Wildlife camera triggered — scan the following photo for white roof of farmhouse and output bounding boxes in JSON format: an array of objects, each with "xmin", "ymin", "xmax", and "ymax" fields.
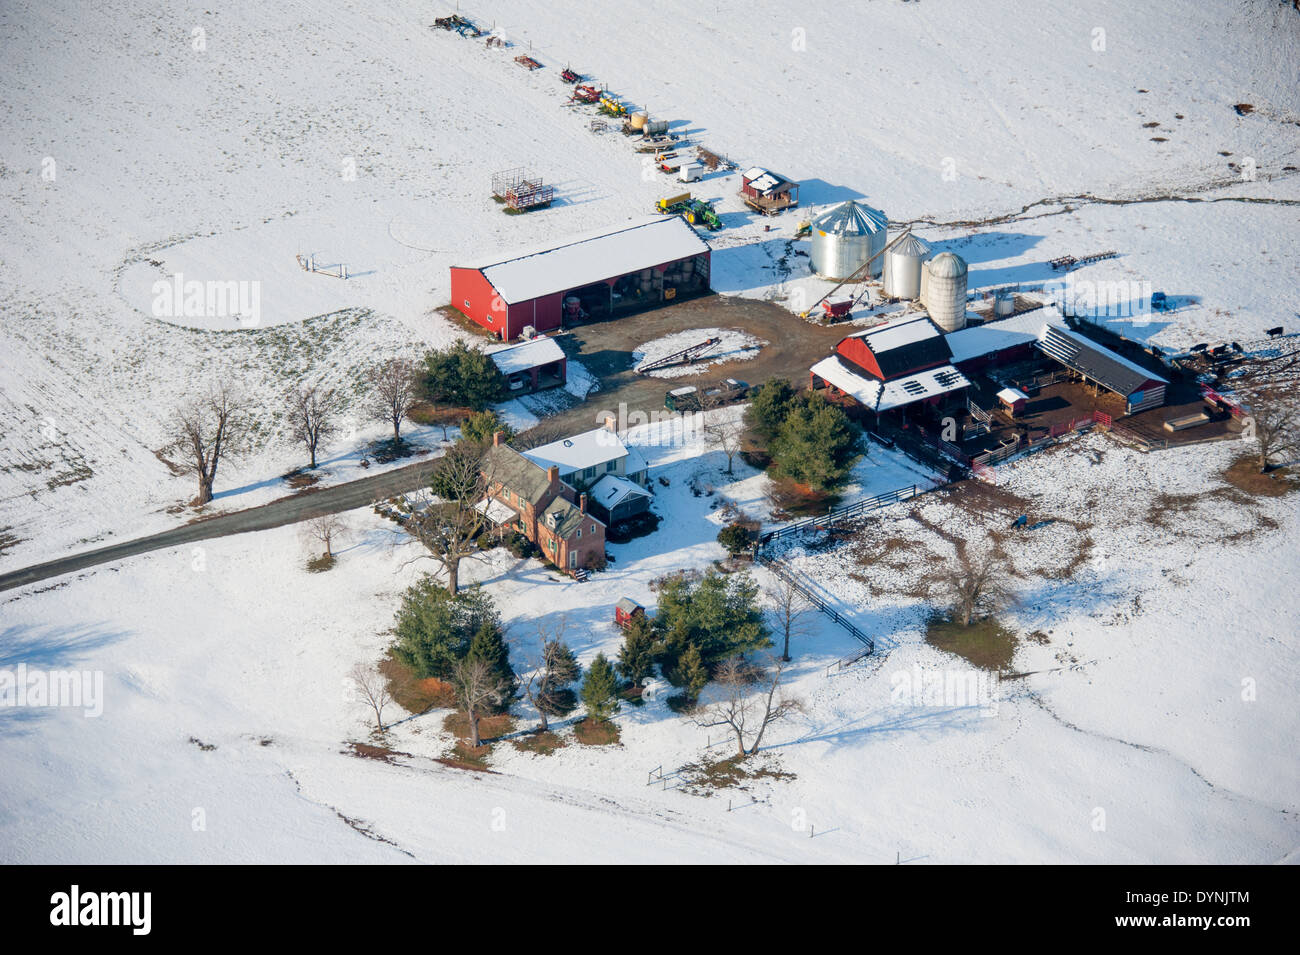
[
  {"xmin": 455, "ymin": 216, "xmax": 709, "ymax": 305},
  {"xmin": 523, "ymin": 426, "xmax": 637, "ymax": 474},
  {"xmin": 812, "ymin": 355, "xmax": 970, "ymax": 412},
  {"xmin": 488, "ymin": 336, "xmax": 565, "ymax": 375}
]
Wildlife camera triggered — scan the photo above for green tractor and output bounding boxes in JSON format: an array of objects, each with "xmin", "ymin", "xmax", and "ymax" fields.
[{"xmin": 679, "ymin": 198, "xmax": 721, "ymax": 231}]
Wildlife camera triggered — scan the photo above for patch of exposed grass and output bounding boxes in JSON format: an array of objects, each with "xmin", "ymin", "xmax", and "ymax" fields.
[
  {"xmin": 283, "ymin": 469, "xmax": 320, "ymax": 489},
  {"xmin": 925, "ymin": 615, "xmax": 1019, "ymax": 672},
  {"xmin": 676, "ymin": 754, "xmax": 795, "ymax": 795},
  {"xmin": 573, "ymin": 718, "xmax": 621, "ymax": 746},
  {"xmin": 442, "ymin": 711, "xmax": 515, "ymax": 744},
  {"xmin": 306, "ymin": 554, "xmax": 337, "ymax": 573},
  {"xmin": 379, "ymin": 654, "xmax": 456, "ymax": 714},
  {"xmin": 443, "ymin": 741, "xmax": 493, "ymax": 770},
  {"xmin": 511, "ymin": 730, "xmax": 567, "ymax": 756},
  {"xmin": 1222, "ymin": 454, "xmax": 1298, "ymax": 498}
]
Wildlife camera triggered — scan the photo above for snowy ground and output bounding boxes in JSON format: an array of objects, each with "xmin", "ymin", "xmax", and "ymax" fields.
[
  {"xmin": 1, "ymin": 0, "xmax": 1298, "ymax": 862},
  {"xmin": 1, "ymin": 415, "xmax": 1295, "ymax": 863}
]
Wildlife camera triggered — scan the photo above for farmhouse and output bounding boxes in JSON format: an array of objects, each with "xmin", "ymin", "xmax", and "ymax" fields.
[
  {"xmin": 488, "ymin": 335, "xmax": 567, "ymax": 394},
  {"xmin": 810, "ymin": 314, "xmax": 971, "ymax": 422},
  {"xmin": 480, "ymin": 433, "xmax": 606, "ymax": 576},
  {"xmin": 449, "ymin": 216, "xmax": 712, "ymax": 341},
  {"xmin": 522, "ymin": 419, "xmax": 649, "ymax": 490}
]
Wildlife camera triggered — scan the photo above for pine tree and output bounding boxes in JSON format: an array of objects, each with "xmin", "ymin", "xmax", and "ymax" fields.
[
  {"xmin": 616, "ymin": 617, "xmax": 657, "ymax": 689},
  {"xmin": 679, "ymin": 643, "xmax": 709, "ymax": 701},
  {"xmin": 467, "ymin": 619, "xmax": 516, "ymax": 710},
  {"xmin": 538, "ymin": 639, "xmax": 580, "ymax": 718},
  {"xmin": 581, "ymin": 653, "xmax": 620, "ymax": 722}
]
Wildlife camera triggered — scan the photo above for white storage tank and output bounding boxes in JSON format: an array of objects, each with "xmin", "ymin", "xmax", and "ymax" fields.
[
  {"xmin": 809, "ymin": 200, "xmax": 888, "ymax": 281},
  {"xmin": 882, "ymin": 232, "xmax": 932, "ymax": 299},
  {"xmin": 920, "ymin": 251, "xmax": 969, "ymax": 332}
]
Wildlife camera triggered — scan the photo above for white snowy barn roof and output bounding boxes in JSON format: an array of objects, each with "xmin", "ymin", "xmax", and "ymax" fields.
[
  {"xmin": 811, "ymin": 355, "xmax": 969, "ymax": 412},
  {"xmin": 455, "ymin": 216, "xmax": 709, "ymax": 305},
  {"xmin": 847, "ymin": 314, "xmax": 943, "ymax": 353},
  {"xmin": 943, "ymin": 307, "xmax": 1068, "ymax": 365},
  {"xmin": 488, "ymin": 336, "xmax": 565, "ymax": 375}
]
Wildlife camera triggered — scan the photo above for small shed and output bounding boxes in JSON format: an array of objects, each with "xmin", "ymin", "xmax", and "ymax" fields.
[
  {"xmin": 615, "ymin": 597, "xmax": 645, "ymax": 629},
  {"xmin": 489, "ymin": 336, "xmax": 567, "ymax": 393},
  {"xmin": 996, "ymin": 387, "xmax": 1028, "ymax": 416},
  {"xmin": 739, "ymin": 167, "xmax": 800, "ymax": 216}
]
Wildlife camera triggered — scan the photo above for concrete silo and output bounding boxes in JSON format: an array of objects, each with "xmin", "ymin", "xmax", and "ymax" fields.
[
  {"xmin": 920, "ymin": 251, "xmax": 969, "ymax": 332},
  {"xmin": 882, "ymin": 232, "xmax": 932, "ymax": 300},
  {"xmin": 809, "ymin": 200, "xmax": 888, "ymax": 281}
]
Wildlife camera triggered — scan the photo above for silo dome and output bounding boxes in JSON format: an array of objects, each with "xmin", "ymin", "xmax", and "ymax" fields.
[
  {"xmin": 920, "ymin": 251, "xmax": 969, "ymax": 332},
  {"xmin": 809, "ymin": 200, "xmax": 888, "ymax": 281},
  {"xmin": 882, "ymin": 232, "xmax": 932, "ymax": 300}
]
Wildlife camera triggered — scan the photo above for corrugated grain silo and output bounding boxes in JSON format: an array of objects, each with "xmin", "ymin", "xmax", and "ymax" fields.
[
  {"xmin": 882, "ymin": 232, "xmax": 932, "ymax": 299},
  {"xmin": 809, "ymin": 200, "xmax": 888, "ymax": 280},
  {"xmin": 920, "ymin": 251, "xmax": 969, "ymax": 332}
]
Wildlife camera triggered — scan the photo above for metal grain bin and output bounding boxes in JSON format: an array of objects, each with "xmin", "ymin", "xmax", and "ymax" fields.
[
  {"xmin": 809, "ymin": 200, "xmax": 888, "ymax": 280},
  {"xmin": 920, "ymin": 251, "xmax": 969, "ymax": 332},
  {"xmin": 882, "ymin": 232, "xmax": 932, "ymax": 300}
]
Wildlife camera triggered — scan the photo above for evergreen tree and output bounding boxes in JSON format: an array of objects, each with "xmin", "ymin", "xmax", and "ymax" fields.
[
  {"xmin": 770, "ymin": 392, "xmax": 859, "ymax": 493},
  {"xmin": 580, "ymin": 653, "xmax": 620, "ymax": 722},
  {"xmin": 653, "ymin": 569, "xmax": 771, "ymax": 665},
  {"xmin": 460, "ymin": 409, "xmax": 514, "ymax": 446},
  {"xmin": 390, "ymin": 578, "xmax": 500, "ymax": 680},
  {"xmin": 422, "ymin": 340, "xmax": 507, "ymax": 412},
  {"xmin": 679, "ymin": 643, "xmax": 709, "ymax": 700},
  {"xmin": 616, "ymin": 617, "xmax": 657, "ymax": 689},
  {"xmin": 538, "ymin": 639, "xmax": 580, "ymax": 718},
  {"xmin": 466, "ymin": 618, "xmax": 516, "ymax": 709},
  {"xmin": 745, "ymin": 378, "xmax": 796, "ymax": 445}
]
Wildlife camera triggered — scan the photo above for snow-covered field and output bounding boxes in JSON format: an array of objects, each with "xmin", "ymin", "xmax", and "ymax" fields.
[{"xmin": 1, "ymin": 0, "xmax": 1298, "ymax": 863}]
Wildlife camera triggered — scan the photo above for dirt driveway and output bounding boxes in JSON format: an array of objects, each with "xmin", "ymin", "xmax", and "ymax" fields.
[{"xmin": 544, "ymin": 293, "xmax": 845, "ymax": 432}]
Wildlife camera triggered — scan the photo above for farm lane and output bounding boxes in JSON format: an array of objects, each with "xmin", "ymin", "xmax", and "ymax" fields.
[{"xmin": 0, "ymin": 457, "xmax": 440, "ymax": 594}]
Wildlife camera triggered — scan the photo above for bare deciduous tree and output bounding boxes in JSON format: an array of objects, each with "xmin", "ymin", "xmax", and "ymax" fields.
[
  {"xmin": 287, "ymin": 383, "xmax": 342, "ymax": 469},
  {"xmin": 521, "ymin": 618, "xmax": 579, "ymax": 733},
  {"xmin": 768, "ymin": 573, "xmax": 811, "ymax": 662},
  {"xmin": 692, "ymin": 654, "xmax": 799, "ymax": 759},
  {"xmin": 705, "ymin": 413, "xmax": 747, "ymax": 475},
  {"xmin": 170, "ymin": 383, "xmax": 249, "ymax": 506},
  {"xmin": 936, "ymin": 544, "xmax": 1013, "ymax": 627},
  {"xmin": 403, "ymin": 441, "xmax": 494, "ymax": 595},
  {"xmin": 305, "ymin": 513, "xmax": 347, "ymax": 559},
  {"xmin": 512, "ymin": 419, "xmax": 569, "ymax": 452},
  {"xmin": 366, "ymin": 358, "xmax": 418, "ymax": 444},
  {"xmin": 351, "ymin": 662, "xmax": 393, "ymax": 735},
  {"xmin": 453, "ymin": 656, "xmax": 505, "ymax": 748},
  {"xmin": 1240, "ymin": 384, "xmax": 1299, "ymax": 474}
]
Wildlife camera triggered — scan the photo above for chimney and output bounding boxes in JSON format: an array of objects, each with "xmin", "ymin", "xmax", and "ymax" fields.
[
  {"xmin": 492, "ymin": 430, "xmax": 504, "ymax": 447},
  {"xmin": 603, "ymin": 414, "xmax": 617, "ymax": 432},
  {"xmin": 579, "ymin": 493, "xmax": 587, "ymax": 514},
  {"xmin": 547, "ymin": 465, "xmax": 559, "ymax": 485}
]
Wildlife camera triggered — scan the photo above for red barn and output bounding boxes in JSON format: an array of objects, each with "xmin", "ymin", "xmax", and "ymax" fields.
[
  {"xmin": 810, "ymin": 314, "xmax": 970, "ymax": 418},
  {"xmin": 449, "ymin": 216, "xmax": 711, "ymax": 341}
]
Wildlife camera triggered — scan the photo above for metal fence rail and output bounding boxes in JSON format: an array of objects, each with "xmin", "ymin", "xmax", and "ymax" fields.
[{"xmin": 759, "ymin": 484, "xmax": 923, "ymax": 545}]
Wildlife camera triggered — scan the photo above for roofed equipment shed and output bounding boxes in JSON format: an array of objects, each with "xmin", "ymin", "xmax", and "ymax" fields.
[
  {"xmin": 450, "ymin": 216, "xmax": 711, "ymax": 341},
  {"xmin": 1036, "ymin": 325, "xmax": 1167, "ymax": 414}
]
